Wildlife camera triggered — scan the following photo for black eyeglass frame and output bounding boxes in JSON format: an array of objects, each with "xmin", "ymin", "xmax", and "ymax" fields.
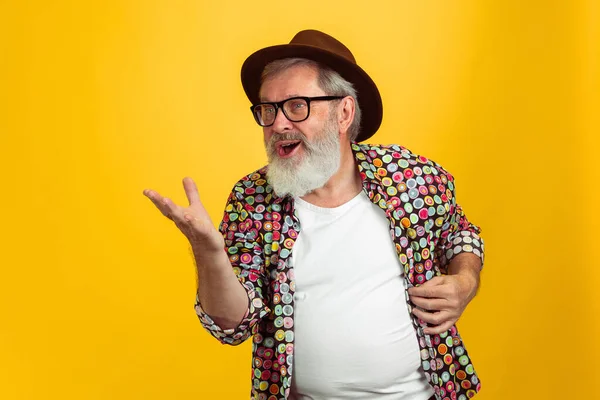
[{"xmin": 250, "ymin": 96, "xmax": 344, "ymax": 127}]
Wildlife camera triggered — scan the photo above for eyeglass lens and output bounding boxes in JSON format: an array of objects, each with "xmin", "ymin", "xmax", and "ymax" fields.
[{"xmin": 253, "ymin": 98, "xmax": 309, "ymax": 126}]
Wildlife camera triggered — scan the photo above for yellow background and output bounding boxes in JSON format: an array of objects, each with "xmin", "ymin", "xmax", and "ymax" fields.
[{"xmin": 1, "ymin": 1, "xmax": 598, "ymax": 399}]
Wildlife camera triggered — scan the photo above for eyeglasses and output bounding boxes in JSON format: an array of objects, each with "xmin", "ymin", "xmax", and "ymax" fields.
[{"xmin": 251, "ymin": 96, "xmax": 344, "ymax": 127}]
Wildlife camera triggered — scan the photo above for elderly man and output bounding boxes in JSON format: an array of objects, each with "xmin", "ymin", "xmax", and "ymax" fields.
[{"xmin": 143, "ymin": 30, "xmax": 484, "ymax": 400}]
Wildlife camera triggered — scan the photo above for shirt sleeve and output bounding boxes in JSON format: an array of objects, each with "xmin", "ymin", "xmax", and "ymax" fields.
[
  {"xmin": 194, "ymin": 186, "xmax": 271, "ymax": 345},
  {"xmin": 433, "ymin": 168, "xmax": 485, "ymax": 275}
]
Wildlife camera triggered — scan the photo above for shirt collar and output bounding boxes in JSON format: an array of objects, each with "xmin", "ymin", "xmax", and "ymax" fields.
[{"xmin": 351, "ymin": 142, "xmax": 387, "ymax": 200}]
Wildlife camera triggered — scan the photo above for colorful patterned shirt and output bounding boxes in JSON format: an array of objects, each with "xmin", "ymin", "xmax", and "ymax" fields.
[{"xmin": 194, "ymin": 143, "xmax": 485, "ymax": 400}]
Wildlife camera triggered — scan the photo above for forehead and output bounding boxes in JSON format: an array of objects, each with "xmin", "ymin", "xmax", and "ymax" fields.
[{"xmin": 258, "ymin": 64, "xmax": 323, "ymax": 102}]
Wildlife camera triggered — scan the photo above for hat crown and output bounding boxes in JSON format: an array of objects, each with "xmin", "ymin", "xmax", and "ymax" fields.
[{"xmin": 290, "ymin": 30, "xmax": 356, "ymax": 64}]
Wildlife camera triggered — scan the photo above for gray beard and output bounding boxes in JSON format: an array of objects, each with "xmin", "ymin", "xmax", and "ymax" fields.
[{"xmin": 265, "ymin": 116, "xmax": 341, "ymax": 198}]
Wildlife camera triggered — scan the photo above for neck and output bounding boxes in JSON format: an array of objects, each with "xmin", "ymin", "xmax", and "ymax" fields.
[{"xmin": 299, "ymin": 140, "xmax": 363, "ymax": 208}]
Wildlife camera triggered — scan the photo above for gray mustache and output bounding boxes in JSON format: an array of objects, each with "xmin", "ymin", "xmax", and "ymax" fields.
[{"xmin": 269, "ymin": 132, "xmax": 307, "ymax": 146}]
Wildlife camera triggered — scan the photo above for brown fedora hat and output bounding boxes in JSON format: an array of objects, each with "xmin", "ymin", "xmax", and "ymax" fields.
[{"xmin": 241, "ymin": 29, "xmax": 383, "ymax": 142}]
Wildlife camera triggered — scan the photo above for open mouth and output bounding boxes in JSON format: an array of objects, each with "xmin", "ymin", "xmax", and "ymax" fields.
[{"xmin": 277, "ymin": 140, "xmax": 302, "ymax": 157}]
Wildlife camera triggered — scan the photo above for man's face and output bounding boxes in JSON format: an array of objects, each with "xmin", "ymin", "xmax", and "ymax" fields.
[{"xmin": 258, "ymin": 64, "xmax": 342, "ymax": 197}]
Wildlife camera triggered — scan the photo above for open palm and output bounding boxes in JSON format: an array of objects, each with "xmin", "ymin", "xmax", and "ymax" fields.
[{"xmin": 143, "ymin": 177, "xmax": 224, "ymax": 252}]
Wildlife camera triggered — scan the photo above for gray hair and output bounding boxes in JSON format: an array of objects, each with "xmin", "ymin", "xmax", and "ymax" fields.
[{"xmin": 261, "ymin": 58, "xmax": 362, "ymax": 141}]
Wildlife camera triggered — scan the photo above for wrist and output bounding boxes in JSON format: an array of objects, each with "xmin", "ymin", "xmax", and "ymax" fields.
[
  {"xmin": 190, "ymin": 240, "xmax": 225, "ymax": 262},
  {"xmin": 189, "ymin": 231, "xmax": 224, "ymax": 252}
]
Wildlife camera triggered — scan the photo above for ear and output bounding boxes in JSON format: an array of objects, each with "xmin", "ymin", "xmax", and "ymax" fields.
[{"xmin": 337, "ymin": 96, "xmax": 355, "ymax": 138}]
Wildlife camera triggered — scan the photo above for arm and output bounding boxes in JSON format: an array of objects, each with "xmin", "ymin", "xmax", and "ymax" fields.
[
  {"xmin": 143, "ymin": 177, "xmax": 269, "ymax": 345},
  {"xmin": 193, "ymin": 187, "xmax": 271, "ymax": 345},
  {"xmin": 408, "ymin": 168, "xmax": 484, "ymax": 334},
  {"xmin": 192, "ymin": 244, "xmax": 249, "ymax": 331},
  {"xmin": 436, "ymin": 200, "xmax": 485, "ymax": 275}
]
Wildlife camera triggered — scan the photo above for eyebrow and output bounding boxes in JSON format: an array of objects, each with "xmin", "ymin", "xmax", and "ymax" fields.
[{"xmin": 259, "ymin": 94, "xmax": 301, "ymax": 103}]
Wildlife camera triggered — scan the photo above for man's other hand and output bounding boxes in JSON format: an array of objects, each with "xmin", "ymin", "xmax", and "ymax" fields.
[{"xmin": 407, "ymin": 273, "xmax": 479, "ymax": 335}]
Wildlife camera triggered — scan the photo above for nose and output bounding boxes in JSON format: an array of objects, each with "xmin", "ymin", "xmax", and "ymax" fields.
[{"xmin": 270, "ymin": 105, "xmax": 294, "ymax": 134}]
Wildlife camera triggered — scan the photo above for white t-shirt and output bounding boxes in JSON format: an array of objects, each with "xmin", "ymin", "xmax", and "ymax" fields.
[{"xmin": 288, "ymin": 191, "xmax": 434, "ymax": 400}]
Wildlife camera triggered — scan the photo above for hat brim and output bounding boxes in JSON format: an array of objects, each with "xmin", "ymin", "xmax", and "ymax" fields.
[{"xmin": 241, "ymin": 44, "xmax": 382, "ymax": 142}]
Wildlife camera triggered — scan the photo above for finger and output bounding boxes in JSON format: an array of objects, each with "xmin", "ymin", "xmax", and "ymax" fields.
[
  {"xmin": 408, "ymin": 285, "xmax": 446, "ymax": 299},
  {"xmin": 144, "ymin": 190, "xmax": 172, "ymax": 217},
  {"xmin": 143, "ymin": 188, "xmax": 159, "ymax": 200},
  {"xmin": 407, "ymin": 278, "xmax": 444, "ymax": 297},
  {"xmin": 162, "ymin": 197, "xmax": 184, "ymax": 221},
  {"xmin": 424, "ymin": 320, "xmax": 455, "ymax": 335},
  {"xmin": 412, "ymin": 308, "xmax": 450, "ymax": 326},
  {"xmin": 410, "ymin": 296, "xmax": 446, "ymax": 311},
  {"xmin": 145, "ymin": 191, "xmax": 181, "ymax": 222},
  {"xmin": 143, "ymin": 189, "xmax": 167, "ymax": 205},
  {"xmin": 183, "ymin": 177, "xmax": 201, "ymax": 206}
]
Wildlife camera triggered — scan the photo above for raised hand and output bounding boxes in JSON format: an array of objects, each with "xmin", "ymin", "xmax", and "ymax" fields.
[{"xmin": 143, "ymin": 177, "xmax": 224, "ymax": 252}]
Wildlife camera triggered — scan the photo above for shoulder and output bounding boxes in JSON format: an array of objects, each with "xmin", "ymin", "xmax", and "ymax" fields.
[
  {"xmin": 226, "ymin": 166, "xmax": 283, "ymax": 210},
  {"xmin": 221, "ymin": 167, "xmax": 288, "ymax": 235},
  {"xmin": 353, "ymin": 142, "xmax": 455, "ymax": 184}
]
